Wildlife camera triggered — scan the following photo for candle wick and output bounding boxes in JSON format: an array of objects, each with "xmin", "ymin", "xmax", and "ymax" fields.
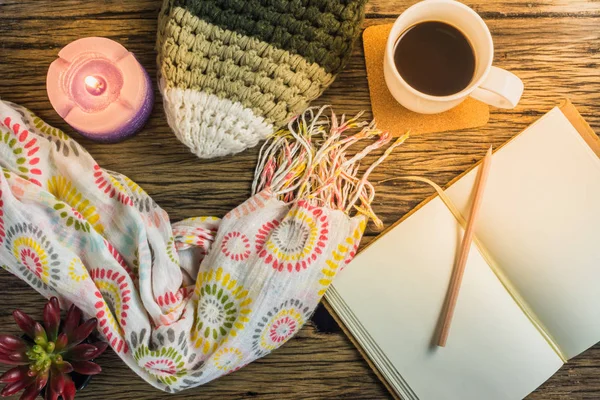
[{"xmin": 84, "ymin": 75, "xmax": 107, "ymax": 96}]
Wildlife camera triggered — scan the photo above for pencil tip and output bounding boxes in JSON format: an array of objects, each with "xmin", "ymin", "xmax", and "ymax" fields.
[{"xmin": 487, "ymin": 145, "xmax": 493, "ymax": 155}]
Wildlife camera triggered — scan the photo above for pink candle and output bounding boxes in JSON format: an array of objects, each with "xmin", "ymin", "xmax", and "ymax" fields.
[{"xmin": 47, "ymin": 37, "xmax": 153, "ymax": 143}]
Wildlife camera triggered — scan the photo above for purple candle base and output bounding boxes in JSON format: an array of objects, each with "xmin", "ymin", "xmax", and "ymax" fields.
[
  {"xmin": 75, "ymin": 66, "xmax": 154, "ymax": 143},
  {"xmin": 47, "ymin": 37, "xmax": 155, "ymax": 143}
]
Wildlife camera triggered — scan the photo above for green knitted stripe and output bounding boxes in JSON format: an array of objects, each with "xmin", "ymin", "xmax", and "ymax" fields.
[
  {"xmin": 172, "ymin": 0, "xmax": 367, "ymax": 74},
  {"xmin": 158, "ymin": 5, "xmax": 335, "ymax": 127}
]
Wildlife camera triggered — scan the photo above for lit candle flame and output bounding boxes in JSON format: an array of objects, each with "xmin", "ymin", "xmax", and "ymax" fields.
[
  {"xmin": 84, "ymin": 75, "xmax": 107, "ymax": 96},
  {"xmin": 85, "ymin": 75, "xmax": 100, "ymax": 87}
]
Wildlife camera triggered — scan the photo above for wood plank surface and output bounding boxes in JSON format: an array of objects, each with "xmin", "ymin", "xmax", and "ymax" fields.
[{"xmin": 0, "ymin": 0, "xmax": 599, "ymax": 399}]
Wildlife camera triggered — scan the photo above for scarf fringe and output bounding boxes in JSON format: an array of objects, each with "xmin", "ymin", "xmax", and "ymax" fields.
[{"xmin": 252, "ymin": 106, "xmax": 408, "ymax": 229}]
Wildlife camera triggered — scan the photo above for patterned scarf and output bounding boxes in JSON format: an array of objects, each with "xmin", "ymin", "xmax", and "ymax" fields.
[{"xmin": 0, "ymin": 100, "xmax": 404, "ymax": 392}]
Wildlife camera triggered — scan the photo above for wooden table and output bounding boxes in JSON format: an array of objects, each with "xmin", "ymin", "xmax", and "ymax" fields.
[{"xmin": 0, "ymin": 0, "xmax": 599, "ymax": 398}]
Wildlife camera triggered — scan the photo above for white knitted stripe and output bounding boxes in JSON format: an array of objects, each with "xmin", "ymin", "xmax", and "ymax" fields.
[{"xmin": 162, "ymin": 87, "xmax": 274, "ymax": 159}]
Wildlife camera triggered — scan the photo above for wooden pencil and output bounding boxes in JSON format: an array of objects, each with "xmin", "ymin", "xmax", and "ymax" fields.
[{"xmin": 438, "ymin": 146, "xmax": 494, "ymax": 347}]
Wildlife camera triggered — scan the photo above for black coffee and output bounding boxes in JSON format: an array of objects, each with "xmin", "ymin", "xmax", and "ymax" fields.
[{"xmin": 393, "ymin": 21, "xmax": 475, "ymax": 97}]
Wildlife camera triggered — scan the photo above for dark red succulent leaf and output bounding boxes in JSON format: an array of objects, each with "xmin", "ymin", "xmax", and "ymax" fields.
[
  {"xmin": 12, "ymin": 311, "xmax": 36, "ymax": 339},
  {"xmin": 62, "ymin": 304, "xmax": 82, "ymax": 340},
  {"xmin": 18, "ymin": 384, "xmax": 40, "ymax": 400},
  {"xmin": 7, "ymin": 352, "xmax": 28, "ymax": 363},
  {"xmin": 54, "ymin": 333, "xmax": 68, "ymax": 353},
  {"xmin": 48, "ymin": 368, "xmax": 65, "ymax": 399},
  {"xmin": 49, "ymin": 298, "xmax": 60, "ymax": 314},
  {"xmin": 0, "ymin": 335, "xmax": 27, "ymax": 352},
  {"xmin": 0, "ymin": 347, "xmax": 26, "ymax": 361},
  {"xmin": 70, "ymin": 360, "xmax": 101, "ymax": 375},
  {"xmin": 0, "ymin": 375, "xmax": 34, "ymax": 397},
  {"xmin": 88, "ymin": 341, "xmax": 108, "ymax": 359},
  {"xmin": 34, "ymin": 371, "xmax": 49, "ymax": 392},
  {"xmin": 43, "ymin": 298, "xmax": 61, "ymax": 342},
  {"xmin": 33, "ymin": 323, "xmax": 47, "ymax": 346},
  {"xmin": 54, "ymin": 361, "xmax": 73, "ymax": 374},
  {"xmin": 0, "ymin": 366, "xmax": 29, "ymax": 383},
  {"xmin": 44, "ymin": 386, "xmax": 58, "ymax": 400},
  {"xmin": 0, "ymin": 355, "xmax": 29, "ymax": 366},
  {"xmin": 65, "ymin": 344, "xmax": 98, "ymax": 361},
  {"xmin": 61, "ymin": 375, "xmax": 75, "ymax": 400},
  {"xmin": 68, "ymin": 318, "xmax": 97, "ymax": 348}
]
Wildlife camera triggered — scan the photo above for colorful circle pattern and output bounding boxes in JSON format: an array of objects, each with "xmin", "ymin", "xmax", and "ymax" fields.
[
  {"xmin": 251, "ymin": 299, "xmax": 311, "ymax": 357},
  {"xmin": 220, "ymin": 231, "xmax": 251, "ymax": 261},
  {"xmin": 166, "ymin": 236, "xmax": 179, "ymax": 266},
  {"xmin": 129, "ymin": 328, "xmax": 204, "ymax": 391},
  {"xmin": 47, "ymin": 176, "xmax": 105, "ymax": 234},
  {"xmin": 104, "ymin": 239, "xmax": 137, "ymax": 282},
  {"xmin": 134, "ymin": 345, "xmax": 188, "ymax": 386},
  {"xmin": 67, "ymin": 258, "xmax": 89, "ymax": 282},
  {"xmin": 3, "ymin": 222, "xmax": 60, "ymax": 291},
  {"xmin": 0, "ymin": 117, "xmax": 42, "ymax": 186},
  {"xmin": 111, "ymin": 174, "xmax": 158, "ymax": 213},
  {"xmin": 318, "ymin": 218, "xmax": 365, "ymax": 296},
  {"xmin": 192, "ymin": 267, "xmax": 252, "ymax": 354},
  {"xmin": 213, "ymin": 347, "xmax": 244, "ymax": 374},
  {"xmin": 27, "ymin": 111, "xmax": 82, "ymax": 158},
  {"xmin": 255, "ymin": 201, "xmax": 329, "ymax": 272},
  {"xmin": 93, "ymin": 165, "xmax": 134, "ymax": 206},
  {"xmin": 90, "ymin": 268, "xmax": 131, "ymax": 353}
]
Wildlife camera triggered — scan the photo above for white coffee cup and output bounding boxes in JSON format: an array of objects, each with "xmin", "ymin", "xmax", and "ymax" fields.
[{"xmin": 383, "ymin": 0, "xmax": 524, "ymax": 114}]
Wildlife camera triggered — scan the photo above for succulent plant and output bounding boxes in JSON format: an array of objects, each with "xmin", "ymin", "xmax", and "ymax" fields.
[{"xmin": 0, "ymin": 297, "xmax": 107, "ymax": 400}]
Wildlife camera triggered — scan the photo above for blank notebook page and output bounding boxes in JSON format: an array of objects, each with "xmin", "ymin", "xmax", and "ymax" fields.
[
  {"xmin": 447, "ymin": 107, "xmax": 600, "ymax": 359},
  {"xmin": 330, "ymin": 194, "xmax": 563, "ymax": 400}
]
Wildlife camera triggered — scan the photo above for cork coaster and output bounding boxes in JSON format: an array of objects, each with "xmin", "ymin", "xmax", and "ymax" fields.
[{"xmin": 364, "ymin": 24, "xmax": 489, "ymax": 136}]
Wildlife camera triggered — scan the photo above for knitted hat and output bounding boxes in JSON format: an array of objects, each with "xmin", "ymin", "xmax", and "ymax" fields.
[{"xmin": 157, "ymin": 0, "xmax": 367, "ymax": 158}]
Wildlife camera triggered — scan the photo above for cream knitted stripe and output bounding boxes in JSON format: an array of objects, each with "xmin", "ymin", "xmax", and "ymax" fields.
[
  {"xmin": 157, "ymin": 5, "xmax": 335, "ymax": 127},
  {"xmin": 162, "ymin": 86, "xmax": 273, "ymax": 159}
]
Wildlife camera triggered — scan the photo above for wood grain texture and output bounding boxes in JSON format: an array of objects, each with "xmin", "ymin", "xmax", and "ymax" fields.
[{"xmin": 0, "ymin": 0, "xmax": 599, "ymax": 399}]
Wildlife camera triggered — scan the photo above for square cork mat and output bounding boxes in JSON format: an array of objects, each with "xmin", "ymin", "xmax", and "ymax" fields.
[{"xmin": 364, "ymin": 24, "xmax": 489, "ymax": 136}]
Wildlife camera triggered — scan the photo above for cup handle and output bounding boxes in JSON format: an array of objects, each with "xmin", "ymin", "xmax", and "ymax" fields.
[{"xmin": 470, "ymin": 66, "xmax": 524, "ymax": 109}]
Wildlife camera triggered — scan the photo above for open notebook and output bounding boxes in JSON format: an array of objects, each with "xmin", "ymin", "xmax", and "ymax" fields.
[{"xmin": 325, "ymin": 101, "xmax": 600, "ymax": 400}]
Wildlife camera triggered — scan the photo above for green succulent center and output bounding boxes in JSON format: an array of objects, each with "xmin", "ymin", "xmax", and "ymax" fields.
[{"xmin": 26, "ymin": 340, "xmax": 62, "ymax": 374}]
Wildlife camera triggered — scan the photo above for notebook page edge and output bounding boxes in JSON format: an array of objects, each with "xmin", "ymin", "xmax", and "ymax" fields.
[
  {"xmin": 324, "ymin": 289, "xmax": 418, "ymax": 400},
  {"xmin": 559, "ymin": 100, "xmax": 600, "ymax": 158}
]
